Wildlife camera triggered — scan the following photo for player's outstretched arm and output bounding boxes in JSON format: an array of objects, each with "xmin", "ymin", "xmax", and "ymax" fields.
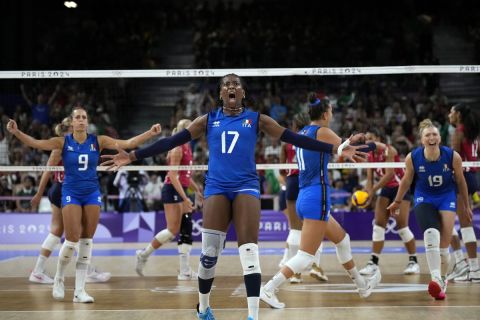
[
  {"xmin": 99, "ymin": 124, "xmax": 162, "ymax": 151},
  {"xmin": 102, "ymin": 115, "xmax": 207, "ymax": 171},
  {"xmin": 6, "ymin": 119, "xmax": 63, "ymax": 151}
]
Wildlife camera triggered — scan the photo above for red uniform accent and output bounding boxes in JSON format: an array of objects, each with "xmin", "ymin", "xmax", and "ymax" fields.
[
  {"xmin": 53, "ymin": 160, "xmax": 64, "ymax": 183},
  {"xmin": 457, "ymin": 124, "xmax": 479, "ymax": 172},
  {"xmin": 367, "ymin": 145, "xmax": 404, "ymax": 188},
  {"xmin": 165, "ymin": 143, "xmax": 193, "ymax": 187},
  {"xmin": 285, "ymin": 143, "xmax": 299, "ymax": 176}
]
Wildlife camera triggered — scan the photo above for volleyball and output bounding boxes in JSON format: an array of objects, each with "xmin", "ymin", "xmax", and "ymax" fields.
[{"xmin": 351, "ymin": 190, "xmax": 369, "ymax": 208}]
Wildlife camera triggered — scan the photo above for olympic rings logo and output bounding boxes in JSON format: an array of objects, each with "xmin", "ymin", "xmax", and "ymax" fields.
[{"xmin": 192, "ymin": 218, "xmax": 203, "ymax": 237}]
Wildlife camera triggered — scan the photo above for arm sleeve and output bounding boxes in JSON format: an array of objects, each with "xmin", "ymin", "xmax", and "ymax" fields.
[
  {"xmin": 280, "ymin": 129, "xmax": 333, "ymax": 154},
  {"xmin": 355, "ymin": 142, "xmax": 376, "ymax": 153},
  {"xmin": 135, "ymin": 129, "xmax": 192, "ymax": 160}
]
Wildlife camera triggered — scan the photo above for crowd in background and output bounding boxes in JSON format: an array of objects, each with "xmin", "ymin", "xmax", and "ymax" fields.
[
  {"xmin": 1, "ymin": 73, "xmax": 479, "ymax": 213},
  {"xmin": 0, "ymin": 0, "xmax": 479, "ymax": 212}
]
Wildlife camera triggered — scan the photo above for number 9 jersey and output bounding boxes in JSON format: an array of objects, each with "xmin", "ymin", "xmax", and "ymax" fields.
[
  {"xmin": 205, "ymin": 108, "xmax": 260, "ymax": 198},
  {"xmin": 411, "ymin": 145, "xmax": 456, "ymax": 211},
  {"xmin": 61, "ymin": 133, "xmax": 101, "ymax": 205}
]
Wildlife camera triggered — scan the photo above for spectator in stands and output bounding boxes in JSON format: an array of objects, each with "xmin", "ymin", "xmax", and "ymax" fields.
[
  {"xmin": 20, "ymin": 84, "xmax": 60, "ymax": 126},
  {"xmin": 143, "ymin": 172, "xmax": 163, "ymax": 211},
  {"xmin": 15, "ymin": 175, "xmax": 37, "ymax": 212}
]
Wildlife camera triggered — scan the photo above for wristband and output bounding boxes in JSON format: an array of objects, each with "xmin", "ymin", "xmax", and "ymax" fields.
[{"xmin": 337, "ymin": 138, "xmax": 351, "ymax": 156}]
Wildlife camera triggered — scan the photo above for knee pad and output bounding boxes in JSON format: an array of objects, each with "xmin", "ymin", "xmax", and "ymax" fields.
[
  {"xmin": 424, "ymin": 228, "xmax": 440, "ymax": 252},
  {"xmin": 239, "ymin": 243, "xmax": 261, "ymax": 275},
  {"xmin": 76, "ymin": 238, "xmax": 93, "ymax": 265},
  {"xmin": 372, "ymin": 225, "xmax": 385, "ymax": 242},
  {"xmin": 461, "ymin": 227, "xmax": 477, "ymax": 243},
  {"xmin": 178, "ymin": 213, "xmax": 193, "ymax": 246},
  {"xmin": 286, "ymin": 229, "xmax": 301, "ymax": 246},
  {"xmin": 199, "ymin": 229, "xmax": 226, "ymax": 279},
  {"xmin": 335, "ymin": 234, "xmax": 353, "ymax": 265},
  {"xmin": 285, "ymin": 250, "xmax": 315, "ymax": 274},
  {"xmin": 41, "ymin": 233, "xmax": 61, "ymax": 251},
  {"xmin": 398, "ymin": 227, "xmax": 414, "ymax": 243},
  {"xmin": 452, "ymin": 227, "xmax": 458, "ymax": 236},
  {"xmin": 59, "ymin": 240, "xmax": 78, "ymax": 263},
  {"xmin": 154, "ymin": 229, "xmax": 175, "ymax": 244}
]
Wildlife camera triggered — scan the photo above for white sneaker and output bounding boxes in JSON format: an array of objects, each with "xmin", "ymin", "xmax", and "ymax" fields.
[
  {"xmin": 289, "ymin": 273, "xmax": 303, "ymax": 284},
  {"xmin": 358, "ymin": 268, "xmax": 381, "ymax": 298},
  {"xmin": 177, "ymin": 269, "xmax": 198, "ymax": 281},
  {"xmin": 86, "ymin": 265, "xmax": 111, "ymax": 283},
  {"xmin": 52, "ymin": 277, "xmax": 65, "ymax": 300},
  {"xmin": 73, "ymin": 289, "xmax": 95, "ymax": 303},
  {"xmin": 310, "ymin": 263, "xmax": 328, "ymax": 281},
  {"xmin": 135, "ymin": 249, "xmax": 148, "ymax": 276},
  {"xmin": 403, "ymin": 261, "xmax": 420, "ymax": 275},
  {"xmin": 454, "ymin": 268, "xmax": 480, "ymax": 283},
  {"xmin": 260, "ymin": 287, "xmax": 285, "ymax": 309},
  {"xmin": 359, "ymin": 261, "xmax": 379, "ymax": 276},
  {"xmin": 447, "ymin": 259, "xmax": 469, "ymax": 281},
  {"xmin": 29, "ymin": 271, "xmax": 54, "ymax": 284}
]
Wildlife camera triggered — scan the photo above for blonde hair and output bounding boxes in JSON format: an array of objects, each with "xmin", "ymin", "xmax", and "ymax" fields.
[
  {"xmin": 418, "ymin": 118, "xmax": 437, "ymax": 137},
  {"xmin": 54, "ymin": 117, "xmax": 72, "ymax": 137},
  {"xmin": 172, "ymin": 119, "xmax": 192, "ymax": 135}
]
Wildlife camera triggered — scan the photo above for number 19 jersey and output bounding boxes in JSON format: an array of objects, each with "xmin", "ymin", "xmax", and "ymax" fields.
[
  {"xmin": 62, "ymin": 133, "xmax": 100, "ymax": 196},
  {"xmin": 411, "ymin": 146, "xmax": 455, "ymax": 195},
  {"xmin": 205, "ymin": 108, "xmax": 260, "ymax": 196}
]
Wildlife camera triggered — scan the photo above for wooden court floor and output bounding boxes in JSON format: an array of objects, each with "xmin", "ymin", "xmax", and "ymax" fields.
[{"xmin": 0, "ymin": 241, "xmax": 479, "ymax": 320}]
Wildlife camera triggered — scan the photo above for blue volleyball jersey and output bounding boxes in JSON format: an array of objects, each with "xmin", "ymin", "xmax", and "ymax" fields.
[
  {"xmin": 296, "ymin": 125, "xmax": 330, "ymax": 188},
  {"xmin": 62, "ymin": 133, "xmax": 100, "ymax": 196},
  {"xmin": 411, "ymin": 146, "xmax": 456, "ymax": 195},
  {"xmin": 205, "ymin": 108, "xmax": 260, "ymax": 192}
]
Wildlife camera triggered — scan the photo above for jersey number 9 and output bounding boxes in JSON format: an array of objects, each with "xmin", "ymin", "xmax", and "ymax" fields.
[{"xmin": 78, "ymin": 154, "xmax": 88, "ymax": 171}]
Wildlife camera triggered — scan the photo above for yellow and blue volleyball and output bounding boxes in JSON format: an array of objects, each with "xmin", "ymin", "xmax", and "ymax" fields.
[{"xmin": 351, "ymin": 190, "xmax": 369, "ymax": 208}]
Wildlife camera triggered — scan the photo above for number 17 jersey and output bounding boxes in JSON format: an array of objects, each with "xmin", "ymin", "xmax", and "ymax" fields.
[{"xmin": 205, "ymin": 108, "xmax": 260, "ymax": 196}]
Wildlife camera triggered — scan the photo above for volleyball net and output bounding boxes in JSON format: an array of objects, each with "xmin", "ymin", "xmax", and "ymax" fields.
[{"xmin": 1, "ymin": 65, "xmax": 479, "ymax": 209}]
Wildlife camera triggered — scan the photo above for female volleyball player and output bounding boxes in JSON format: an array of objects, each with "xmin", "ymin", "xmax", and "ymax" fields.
[
  {"xmin": 102, "ymin": 74, "xmax": 371, "ymax": 320},
  {"xmin": 388, "ymin": 119, "xmax": 472, "ymax": 300},
  {"xmin": 359, "ymin": 128, "xmax": 419, "ymax": 277},
  {"xmin": 446, "ymin": 104, "xmax": 479, "ymax": 282},
  {"xmin": 260, "ymin": 93, "xmax": 381, "ymax": 309},
  {"xmin": 29, "ymin": 117, "xmax": 110, "ymax": 284},
  {"xmin": 135, "ymin": 119, "xmax": 203, "ymax": 280},
  {"xmin": 7, "ymin": 106, "xmax": 161, "ymax": 303}
]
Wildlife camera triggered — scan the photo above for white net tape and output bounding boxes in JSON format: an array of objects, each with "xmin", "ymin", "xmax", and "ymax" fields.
[
  {"xmin": 1, "ymin": 65, "xmax": 479, "ymax": 173},
  {"xmin": 1, "ymin": 65, "xmax": 480, "ymax": 79},
  {"xmin": 1, "ymin": 162, "xmax": 479, "ymax": 172}
]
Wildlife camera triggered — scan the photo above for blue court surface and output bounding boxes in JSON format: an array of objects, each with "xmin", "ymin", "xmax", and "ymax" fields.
[{"xmin": 0, "ymin": 246, "xmax": 439, "ymax": 261}]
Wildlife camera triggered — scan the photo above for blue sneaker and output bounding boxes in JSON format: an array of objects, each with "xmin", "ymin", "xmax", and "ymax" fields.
[
  {"xmin": 197, "ymin": 306, "xmax": 215, "ymax": 320},
  {"xmin": 247, "ymin": 317, "xmax": 254, "ymax": 320}
]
